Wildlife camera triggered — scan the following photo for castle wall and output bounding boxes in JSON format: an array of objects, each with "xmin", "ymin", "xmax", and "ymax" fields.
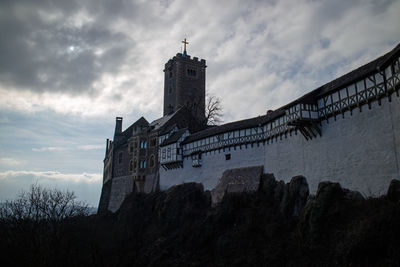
[
  {"xmin": 160, "ymin": 144, "xmax": 265, "ymax": 190},
  {"xmin": 390, "ymin": 95, "xmax": 400, "ymax": 179},
  {"xmin": 161, "ymin": 95, "xmax": 400, "ymax": 196},
  {"xmin": 108, "ymin": 175, "xmax": 134, "ymax": 212},
  {"xmin": 264, "ymin": 96, "xmax": 400, "ymax": 195}
]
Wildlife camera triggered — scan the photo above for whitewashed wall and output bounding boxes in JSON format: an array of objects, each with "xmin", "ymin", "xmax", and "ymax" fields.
[
  {"xmin": 160, "ymin": 95, "xmax": 400, "ymax": 196},
  {"xmin": 265, "ymin": 96, "xmax": 400, "ymax": 195},
  {"xmin": 160, "ymin": 144, "xmax": 265, "ymax": 190}
]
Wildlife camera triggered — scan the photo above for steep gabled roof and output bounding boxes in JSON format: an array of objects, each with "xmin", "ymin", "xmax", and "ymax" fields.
[
  {"xmin": 156, "ymin": 106, "xmax": 203, "ymax": 135},
  {"xmin": 150, "ymin": 112, "xmax": 176, "ymax": 131},
  {"xmin": 114, "ymin": 117, "xmax": 149, "ymax": 148},
  {"xmin": 160, "ymin": 128, "xmax": 188, "ymax": 147}
]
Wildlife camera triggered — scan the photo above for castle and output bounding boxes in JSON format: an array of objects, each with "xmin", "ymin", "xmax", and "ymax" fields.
[{"xmin": 98, "ymin": 41, "xmax": 400, "ymax": 213}]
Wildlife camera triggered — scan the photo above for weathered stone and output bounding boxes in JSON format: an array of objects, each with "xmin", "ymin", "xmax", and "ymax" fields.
[
  {"xmin": 387, "ymin": 179, "xmax": 400, "ymax": 202},
  {"xmin": 316, "ymin": 181, "xmax": 344, "ymax": 199},
  {"xmin": 280, "ymin": 175, "xmax": 309, "ymax": 217},
  {"xmin": 258, "ymin": 173, "xmax": 277, "ymax": 194},
  {"xmin": 211, "ymin": 166, "xmax": 263, "ymax": 205},
  {"xmin": 343, "ymin": 188, "xmax": 364, "ymax": 201}
]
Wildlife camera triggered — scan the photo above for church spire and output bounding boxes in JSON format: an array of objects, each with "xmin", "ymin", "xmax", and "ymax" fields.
[{"xmin": 182, "ymin": 38, "xmax": 189, "ymax": 57}]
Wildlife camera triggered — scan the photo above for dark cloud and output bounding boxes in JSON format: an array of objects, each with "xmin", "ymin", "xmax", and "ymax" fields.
[
  {"xmin": 0, "ymin": 0, "xmax": 134, "ymax": 95},
  {"xmin": 0, "ymin": 0, "xmax": 398, "ymax": 119}
]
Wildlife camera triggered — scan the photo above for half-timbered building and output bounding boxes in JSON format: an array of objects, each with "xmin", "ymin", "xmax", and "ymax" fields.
[
  {"xmin": 159, "ymin": 43, "xmax": 400, "ymax": 197},
  {"xmin": 99, "ymin": 41, "xmax": 400, "ymax": 213}
]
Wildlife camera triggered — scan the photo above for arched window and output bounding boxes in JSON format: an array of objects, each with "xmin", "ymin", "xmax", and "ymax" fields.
[{"xmin": 133, "ymin": 159, "xmax": 137, "ymax": 171}]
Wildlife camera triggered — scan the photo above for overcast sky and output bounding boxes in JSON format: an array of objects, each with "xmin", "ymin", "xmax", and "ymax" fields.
[{"xmin": 0, "ymin": 0, "xmax": 399, "ymax": 207}]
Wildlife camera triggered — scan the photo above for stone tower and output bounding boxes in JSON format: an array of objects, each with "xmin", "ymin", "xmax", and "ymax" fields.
[{"xmin": 163, "ymin": 40, "xmax": 206, "ymax": 122}]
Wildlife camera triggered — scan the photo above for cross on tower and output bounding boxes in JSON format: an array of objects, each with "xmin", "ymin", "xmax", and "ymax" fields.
[{"xmin": 182, "ymin": 38, "xmax": 189, "ymax": 56}]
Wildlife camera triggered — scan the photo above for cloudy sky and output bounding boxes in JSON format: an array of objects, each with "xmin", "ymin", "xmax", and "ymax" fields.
[{"xmin": 0, "ymin": 0, "xmax": 399, "ymax": 207}]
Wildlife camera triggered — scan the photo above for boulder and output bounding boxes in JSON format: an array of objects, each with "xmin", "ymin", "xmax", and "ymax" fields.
[
  {"xmin": 260, "ymin": 174, "xmax": 310, "ymax": 217},
  {"xmin": 280, "ymin": 175, "xmax": 309, "ymax": 217},
  {"xmin": 211, "ymin": 166, "xmax": 263, "ymax": 205},
  {"xmin": 343, "ymin": 188, "xmax": 364, "ymax": 201},
  {"xmin": 387, "ymin": 179, "xmax": 400, "ymax": 202}
]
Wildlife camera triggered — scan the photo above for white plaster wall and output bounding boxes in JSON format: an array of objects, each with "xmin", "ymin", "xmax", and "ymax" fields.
[
  {"xmin": 160, "ymin": 144, "xmax": 265, "ymax": 190},
  {"xmin": 390, "ymin": 95, "xmax": 400, "ymax": 180},
  {"xmin": 160, "ymin": 96, "xmax": 400, "ymax": 197},
  {"xmin": 108, "ymin": 175, "xmax": 134, "ymax": 212},
  {"xmin": 265, "ymin": 96, "xmax": 400, "ymax": 195}
]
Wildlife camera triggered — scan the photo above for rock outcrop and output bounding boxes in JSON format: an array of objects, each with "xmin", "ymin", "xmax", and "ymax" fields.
[
  {"xmin": 259, "ymin": 174, "xmax": 309, "ymax": 217},
  {"xmin": 211, "ymin": 166, "xmax": 263, "ymax": 204},
  {"xmin": 387, "ymin": 179, "xmax": 400, "ymax": 202}
]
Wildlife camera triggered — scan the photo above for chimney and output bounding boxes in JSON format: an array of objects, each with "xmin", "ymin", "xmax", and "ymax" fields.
[{"xmin": 114, "ymin": 117, "xmax": 123, "ymax": 136}]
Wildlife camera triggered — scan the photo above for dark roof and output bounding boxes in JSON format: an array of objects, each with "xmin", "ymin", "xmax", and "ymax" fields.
[
  {"xmin": 114, "ymin": 117, "xmax": 149, "ymax": 148},
  {"xmin": 182, "ymin": 42, "xmax": 400, "ymax": 144},
  {"xmin": 158, "ymin": 106, "xmax": 204, "ymax": 135},
  {"xmin": 160, "ymin": 128, "xmax": 188, "ymax": 147},
  {"xmin": 181, "ymin": 110, "xmax": 285, "ymax": 144}
]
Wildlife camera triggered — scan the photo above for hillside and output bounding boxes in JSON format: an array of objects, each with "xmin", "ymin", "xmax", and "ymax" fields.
[{"xmin": 1, "ymin": 176, "xmax": 400, "ymax": 266}]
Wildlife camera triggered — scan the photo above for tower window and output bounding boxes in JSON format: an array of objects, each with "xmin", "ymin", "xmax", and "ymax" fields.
[
  {"xmin": 167, "ymin": 104, "xmax": 174, "ymax": 114},
  {"xmin": 169, "ymin": 86, "xmax": 173, "ymax": 94},
  {"xmin": 187, "ymin": 68, "xmax": 197, "ymax": 77},
  {"xmin": 225, "ymin": 154, "xmax": 231, "ymax": 160},
  {"xmin": 118, "ymin": 152, "xmax": 123, "ymax": 164}
]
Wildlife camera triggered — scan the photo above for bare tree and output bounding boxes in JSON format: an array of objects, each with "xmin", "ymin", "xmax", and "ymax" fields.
[
  {"xmin": 205, "ymin": 93, "xmax": 223, "ymax": 125},
  {"xmin": 0, "ymin": 184, "xmax": 88, "ymax": 223},
  {"xmin": 0, "ymin": 184, "xmax": 89, "ymax": 265}
]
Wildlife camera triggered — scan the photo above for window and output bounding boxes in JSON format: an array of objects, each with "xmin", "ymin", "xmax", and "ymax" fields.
[
  {"xmin": 129, "ymin": 144, "xmax": 134, "ymax": 153},
  {"xmin": 187, "ymin": 68, "xmax": 197, "ymax": 77},
  {"xmin": 192, "ymin": 153, "xmax": 202, "ymax": 167},
  {"xmin": 169, "ymin": 86, "xmax": 173, "ymax": 94},
  {"xmin": 139, "ymin": 160, "xmax": 147, "ymax": 169},
  {"xmin": 133, "ymin": 159, "xmax": 137, "ymax": 170},
  {"xmin": 129, "ymin": 160, "xmax": 133, "ymax": 172},
  {"xmin": 225, "ymin": 154, "xmax": 231, "ymax": 160},
  {"xmin": 140, "ymin": 140, "xmax": 147, "ymax": 149},
  {"xmin": 167, "ymin": 147, "xmax": 171, "ymax": 158},
  {"xmin": 134, "ymin": 141, "xmax": 138, "ymax": 148},
  {"xmin": 118, "ymin": 152, "xmax": 123, "ymax": 164},
  {"xmin": 150, "ymin": 155, "xmax": 155, "ymax": 167}
]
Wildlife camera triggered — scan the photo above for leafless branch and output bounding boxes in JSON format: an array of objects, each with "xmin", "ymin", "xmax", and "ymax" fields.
[{"xmin": 205, "ymin": 93, "xmax": 223, "ymax": 126}]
